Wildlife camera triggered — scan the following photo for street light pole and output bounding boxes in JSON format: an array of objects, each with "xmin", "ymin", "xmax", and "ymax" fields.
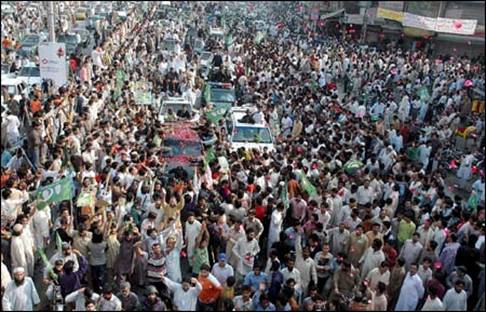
[
  {"xmin": 362, "ymin": 7, "xmax": 368, "ymax": 43},
  {"xmin": 47, "ymin": 1, "xmax": 56, "ymax": 42}
]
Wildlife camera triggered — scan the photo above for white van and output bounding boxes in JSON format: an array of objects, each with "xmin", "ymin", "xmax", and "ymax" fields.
[
  {"xmin": 227, "ymin": 105, "xmax": 275, "ymax": 152},
  {"xmin": 1, "ymin": 77, "xmax": 29, "ymax": 102},
  {"xmin": 159, "ymin": 97, "xmax": 199, "ymax": 123}
]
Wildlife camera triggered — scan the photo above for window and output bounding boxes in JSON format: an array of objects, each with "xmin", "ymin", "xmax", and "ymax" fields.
[
  {"xmin": 163, "ymin": 139, "xmax": 201, "ymax": 157},
  {"xmin": 233, "ymin": 127, "xmax": 272, "ymax": 144},
  {"xmin": 445, "ymin": 2, "xmax": 485, "ymax": 25},
  {"xmin": 211, "ymin": 89, "xmax": 235, "ymax": 103},
  {"xmin": 406, "ymin": 1, "xmax": 440, "ymax": 18}
]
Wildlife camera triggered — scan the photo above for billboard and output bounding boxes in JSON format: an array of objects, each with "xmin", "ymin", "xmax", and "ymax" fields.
[{"xmin": 38, "ymin": 42, "xmax": 68, "ymax": 88}]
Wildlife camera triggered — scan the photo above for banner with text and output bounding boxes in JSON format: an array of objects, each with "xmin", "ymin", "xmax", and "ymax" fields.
[
  {"xmin": 38, "ymin": 42, "xmax": 68, "ymax": 88},
  {"xmin": 435, "ymin": 17, "xmax": 478, "ymax": 35}
]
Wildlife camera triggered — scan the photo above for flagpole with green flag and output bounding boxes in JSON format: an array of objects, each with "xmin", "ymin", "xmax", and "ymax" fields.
[{"xmin": 299, "ymin": 172, "xmax": 317, "ymax": 197}]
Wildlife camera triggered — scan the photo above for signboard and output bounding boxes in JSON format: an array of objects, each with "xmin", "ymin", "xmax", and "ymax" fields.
[
  {"xmin": 38, "ymin": 42, "xmax": 68, "ymax": 88},
  {"xmin": 377, "ymin": 7, "xmax": 403, "ymax": 22},
  {"xmin": 435, "ymin": 17, "xmax": 477, "ymax": 35},
  {"xmin": 403, "ymin": 12, "xmax": 437, "ymax": 32},
  {"xmin": 403, "ymin": 13, "xmax": 477, "ymax": 35}
]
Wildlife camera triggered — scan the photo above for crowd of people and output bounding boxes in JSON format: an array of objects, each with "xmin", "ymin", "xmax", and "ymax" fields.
[{"xmin": 1, "ymin": 1, "xmax": 485, "ymax": 311}]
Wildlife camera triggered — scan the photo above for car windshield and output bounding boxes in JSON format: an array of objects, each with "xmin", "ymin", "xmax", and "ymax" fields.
[
  {"xmin": 233, "ymin": 126, "xmax": 272, "ymax": 144},
  {"xmin": 211, "ymin": 89, "xmax": 235, "ymax": 103},
  {"xmin": 162, "ymin": 40, "xmax": 177, "ymax": 51},
  {"xmin": 161, "ymin": 103, "xmax": 191, "ymax": 115},
  {"xmin": 163, "ymin": 139, "xmax": 201, "ymax": 157},
  {"xmin": 58, "ymin": 35, "xmax": 78, "ymax": 44},
  {"xmin": 22, "ymin": 36, "xmax": 39, "ymax": 45},
  {"xmin": 201, "ymin": 52, "xmax": 212, "ymax": 60},
  {"xmin": 19, "ymin": 67, "xmax": 40, "ymax": 77}
]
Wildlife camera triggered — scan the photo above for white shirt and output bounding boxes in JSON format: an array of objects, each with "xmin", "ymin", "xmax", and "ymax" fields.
[
  {"xmin": 163, "ymin": 277, "xmax": 202, "ymax": 311},
  {"xmin": 65, "ymin": 289, "xmax": 100, "ymax": 311},
  {"xmin": 211, "ymin": 263, "xmax": 234, "ymax": 285}
]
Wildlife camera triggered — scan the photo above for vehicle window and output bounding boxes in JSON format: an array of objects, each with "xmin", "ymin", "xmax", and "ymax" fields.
[
  {"xmin": 19, "ymin": 67, "xmax": 40, "ymax": 77},
  {"xmin": 161, "ymin": 103, "xmax": 191, "ymax": 115},
  {"xmin": 232, "ymin": 127, "xmax": 272, "ymax": 144},
  {"xmin": 162, "ymin": 40, "xmax": 176, "ymax": 51},
  {"xmin": 163, "ymin": 139, "xmax": 201, "ymax": 157},
  {"xmin": 211, "ymin": 89, "xmax": 235, "ymax": 102}
]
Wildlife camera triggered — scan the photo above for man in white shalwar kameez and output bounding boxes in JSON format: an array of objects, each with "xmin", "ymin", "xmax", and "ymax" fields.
[
  {"xmin": 457, "ymin": 153, "xmax": 477, "ymax": 182},
  {"xmin": 10, "ymin": 224, "xmax": 33, "ymax": 277},
  {"xmin": 2, "ymin": 267, "xmax": 40, "ymax": 311},
  {"xmin": 398, "ymin": 95, "xmax": 410, "ymax": 122},
  {"xmin": 232, "ymin": 229, "xmax": 260, "ymax": 280},
  {"xmin": 1, "ymin": 253, "xmax": 11, "ymax": 290},
  {"xmin": 267, "ymin": 205, "xmax": 284, "ymax": 252},
  {"xmin": 19, "ymin": 219, "xmax": 35, "ymax": 277},
  {"xmin": 32, "ymin": 205, "xmax": 52, "ymax": 250},
  {"xmin": 185, "ymin": 214, "xmax": 201, "ymax": 267},
  {"xmin": 395, "ymin": 264, "xmax": 424, "ymax": 311}
]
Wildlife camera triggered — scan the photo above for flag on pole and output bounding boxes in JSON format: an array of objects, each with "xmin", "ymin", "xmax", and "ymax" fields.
[
  {"xmin": 38, "ymin": 248, "xmax": 57, "ymax": 280},
  {"xmin": 299, "ymin": 173, "xmax": 317, "ymax": 197},
  {"xmin": 204, "ymin": 146, "xmax": 216, "ymax": 165},
  {"xmin": 36, "ymin": 177, "xmax": 73, "ymax": 206},
  {"xmin": 206, "ymin": 102, "xmax": 231, "ymax": 124},
  {"xmin": 56, "ymin": 231, "xmax": 63, "ymax": 253}
]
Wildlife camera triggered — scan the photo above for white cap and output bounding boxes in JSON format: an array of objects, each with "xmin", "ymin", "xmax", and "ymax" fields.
[
  {"xmin": 13, "ymin": 267, "xmax": 25, "ymax": 274},
  {"xmin": 13, "ymin": 223, "xmax": 23, "ymax": 233}
]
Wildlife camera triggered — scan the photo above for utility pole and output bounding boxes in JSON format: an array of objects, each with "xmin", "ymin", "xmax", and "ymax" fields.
[
  {"xmin": 362, "ymin": 7, "xmax": 368, "ymax": 44},
  {"xmin": 47, "ymin": 1, "xmax": 56, "ymax": 42}
]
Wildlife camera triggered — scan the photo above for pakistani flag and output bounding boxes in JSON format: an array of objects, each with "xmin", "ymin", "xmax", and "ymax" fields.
[
  {"xmin": 343, "ymin": 160, "xmax": 364, "ymax": 175},
  {"xmin": 206, "ymin": 102, "xmax": 231, "ymax": 124},
  {"xmin": 36, "ymin": 177, "xmax": 73, "ymax": 207},
  {"xmin": 300, "ymin": 173, "xmax": 317, "ymax": 197},
  {"xmin": 38, "ymin": 248, "xmax": 57, "ymax": 280},
  {"xmin": 204, "ymin": 146, "xmax": 216, "ymax": 165},
  {"xmin": 56, "ymin": 231, "xmax": 63, "ymax": 253},
  {"xmin": 76, "ymin": 191, "xmax": 96, "ymax": 207}
]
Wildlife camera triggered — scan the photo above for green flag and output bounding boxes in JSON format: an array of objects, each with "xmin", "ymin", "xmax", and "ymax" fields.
[
  {"xmin": 300, "ymin": 173, "xmax": 317, "ymax": 197},
  {"xmin": 280, "ymin": 180, "xmax": 289, "ymax": 209},
  {"xmin": 204, "ymin": 146, "xmax": 216, "ymax": 165},
  {"xmin": 206, "ymin": 102, "xmax": 231, "ymax": 124},
  {"xmin": 38, "ymin": 248, "xmax": 57, "ymax": 281},
  {"xmin": 76, "ymin": 191, "xmax": 96, "ymax": 207},
  {"xmin": 36, "ymin": 177, "xmax": 73, "ymax": 206},
  {"xmin": 56, "ymin": 231, "xmax": 63, "ymax": 253}
]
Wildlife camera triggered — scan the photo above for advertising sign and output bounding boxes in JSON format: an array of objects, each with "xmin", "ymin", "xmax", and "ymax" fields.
[
  {"xmin": 38, "ymin": 42, "xmax": 68, "ymax": 88},
  {"xmin": 435, "ymin": 17, "xmax": 477, "ymax": 35},
  {"xmin": 377, "ymin": 7, "xmax": 404, "ymax": 22}
]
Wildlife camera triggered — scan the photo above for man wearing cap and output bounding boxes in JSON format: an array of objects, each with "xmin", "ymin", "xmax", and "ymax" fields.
[
  {"xmin": 10, "ymin": 223, "xmax": 33, "ymax": 277},
  {"xmin": 2, "ymin": 267, "xmax": 40, "ymax": 311},
  {"xmin": 45, "ymin": 242, "xmax": 79, "ymax": 280},
  {"xmin": 211, "ymin": 253, "xmax": 234, "ymax": 285},
  {"xmin": 117, "ymin": 282, "xmax": 140, "ymax": 311},
  {"xmin": 143, "ymin": 285, "xmax": 167, "ymax": 311}
]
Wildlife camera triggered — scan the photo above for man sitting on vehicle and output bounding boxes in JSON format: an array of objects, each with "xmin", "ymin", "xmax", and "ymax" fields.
[
  {"xmin": 238, "ymin": 109, "xmax": 256, "ymax": 124},
  {"xmin": 177, "ymin": 106, "xmax": 191, "ymax": 120}
]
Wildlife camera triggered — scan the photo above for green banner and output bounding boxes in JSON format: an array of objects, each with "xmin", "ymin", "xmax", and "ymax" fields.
[
  {"xmin": 204, "ymin": 146, "xmax": 216, "ymax": 164},
  {"xmin": 36, "ymin": 177, "xmax": 73, "ymax": 207},
  {"xmin": 206, "ymin": 102, "xmax": 231, "ymax": 124},
  {"xmin": 299, "ymin": 173, "xmax": 317, "ymax": 197},
  {"xmin": 76, "ymin": 191, "xmax": 96, "ymax": 207}
]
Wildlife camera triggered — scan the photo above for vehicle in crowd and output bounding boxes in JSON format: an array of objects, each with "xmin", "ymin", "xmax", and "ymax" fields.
[
  {"xmin": 74, "ymin": 7, "xmax": 89, "ymax": 28},
  {"xmin": 203, "ymin": 82, "xmax": 236, "ymax": 113},
  {"xmin": 16, "ymin": 63, "xmax": 42, "ymax": 87},
  {"xmin": 199, "ymin": 51, "xmax": 214, "ymax": 69},
  {"xmin": 1, "ymin": 77, "xmax": 29, "ymax": 102},
  {"xmin": 86, "ymin": 15, "xmax": 105, "ymax": 31},
  {"xmin": 160, "ymin": 38, "xmax": 181, "ymax": 56},
  {"xmin": 1, "ymin": 64, "xmax": 12, "ymax": 75},
  {"xmin": 1, "ymin": 4, "xmax": 15, "ymax": 15},
  {"xmin": 227, "ymin": 105, "xmax": 276, "ymax": 152},
  {"xmin": 18, "ymin": 34, "xmax": 44, "ymax": 58},
  {"xmin": 57, "ymin": 33, "xmax": 79, "ymax": 56},
  {"xmin": 209, "ymin": 27, "xmax": 225, "ymax": 41},
  {"xmin": 160, "ymin": 122, "xmax": 202, "ymax": 179},
  {"xmin": 193, "ymin": 38, "xmax": 205, "ymax": 54},
  {"xmin": 71, "ymin": 28, "xmax": 91, "ymax": 48},
  {"xmin": 159, "ymin": 96, "xmax": 199, "ymax": 123}
]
